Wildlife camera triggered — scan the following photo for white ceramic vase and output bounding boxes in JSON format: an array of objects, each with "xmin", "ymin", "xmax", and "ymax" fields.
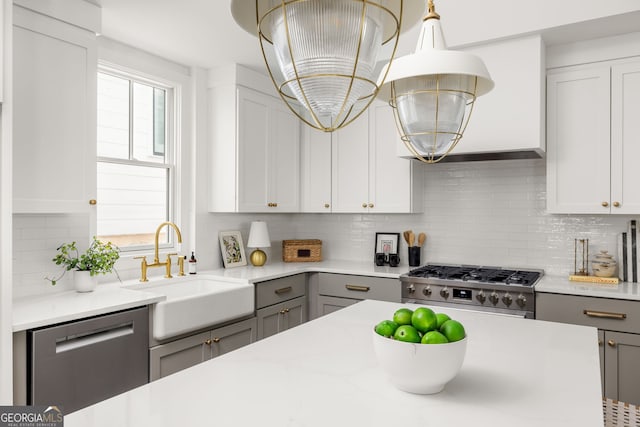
[{"xmin": 74, "ymin": 270, "xmax": 97, "ymax": 293}]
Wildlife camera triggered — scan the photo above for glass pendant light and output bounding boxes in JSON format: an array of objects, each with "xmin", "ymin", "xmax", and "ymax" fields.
[
  {"xmin": 231, "ymin": 0, "xmax": 425, "ymax": 132},
  {"xmin": 377, "ymin": 0, "xmax": 494, "ymax": 163}
]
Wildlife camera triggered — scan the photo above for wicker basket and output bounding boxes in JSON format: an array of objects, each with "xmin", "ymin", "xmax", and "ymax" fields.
[
  {"xmin": 604, "ymin": 398, "xmax": 640, "ymax": 427},
  {"xmin": 282, "ymin": 239, "xmax": 322, "ymax": 262}
]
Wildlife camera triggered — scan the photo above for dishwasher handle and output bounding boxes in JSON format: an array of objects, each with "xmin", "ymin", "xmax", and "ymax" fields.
[{"xmin": 56, "ymin": 322, "xmax": 135, "ymax": 353}]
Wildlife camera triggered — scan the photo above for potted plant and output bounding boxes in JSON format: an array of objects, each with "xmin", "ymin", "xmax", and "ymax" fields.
[{"xmin": 46, "ymin": 237, "xmax": 120, "ymax": 292}]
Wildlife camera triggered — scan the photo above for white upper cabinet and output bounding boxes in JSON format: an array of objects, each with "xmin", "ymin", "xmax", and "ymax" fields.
[
  {"xmin": 450, "ymin": 35, "xmax": 545, "ymax": 158},
  {"xmin": 547, "ymin": 59, "xmax": 640, "ymax": 214},
  {"xmin": 13, "ymin": 4, "xmax": 97, "ymax": 213},
  {"xmin": 208, "ymin": 65, "xmax": 300, "ymax": 213},
  {"xmin": 301, "ymin": 100, "xmax": 422, "ymax": 214},
  {"xmin": 611, "ymin": 61, "xmax": 640, "ymax": 214},
  {"xmin": 301, "ymin": 126, "xmax": 332, "ymax": 213}
]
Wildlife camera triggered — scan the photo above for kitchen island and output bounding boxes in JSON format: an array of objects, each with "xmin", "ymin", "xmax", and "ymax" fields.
[{"xmin": 65, "ymin": 300, "xmax": 603, "ymax": 427}]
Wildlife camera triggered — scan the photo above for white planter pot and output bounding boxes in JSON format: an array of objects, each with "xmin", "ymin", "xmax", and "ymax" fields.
[{"xmin": 74, "ymin": 270, "xmax": 97, "ymax": 293}]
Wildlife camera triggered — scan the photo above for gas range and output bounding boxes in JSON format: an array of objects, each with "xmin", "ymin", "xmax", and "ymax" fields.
[{"xmin": 400, "ymin": 264, "xmax": 544, "ymax": 318}]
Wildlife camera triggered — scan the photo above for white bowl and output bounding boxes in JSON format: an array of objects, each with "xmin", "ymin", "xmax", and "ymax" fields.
[{"xmin": 372, "ymin": 329, "xmax": 468, "ymax": 394}]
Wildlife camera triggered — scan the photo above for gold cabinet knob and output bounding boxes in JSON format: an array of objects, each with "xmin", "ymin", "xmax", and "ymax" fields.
[
  {"xmin": 324, "ymin": 203, "xmax": 330, "ymax": 208},
  {"xmin": 608, "ymin": 339, "xmax": 616, "ymax": 347},
  {"xmin": 212, "ymin": 337, "xmax": 221, "ymax": 343},
  {"xmin": 274, "ymin": 202, "xmax": 278, "ymax": 207},
  {"xmin": 204, "ymin": 339, "xmax": 212, "ymax": 346},
  {"xmin": 89, "ymin": 199, "xmax": 97, "ymax": 205},
  {"xmin": 362, "ymin": 203, "xmax": 367, "ymax": 208},
  {"xmin": 368, "ymin": 203, "xmax": 374, "ymax": 208},
  {"xmin": 602, "ymin": 201, "xmax": 609, "ymax": 207},
  {"xmin": 598, "ymin": 339, "xmax": 603, "ymax": 346},
  {"xmin": 613, "ymin": 201, "xmax": 620, "ymax": 208},
  {"xmin": 279, "ymin": 309, "xmax": 286, "ymax": 315}
]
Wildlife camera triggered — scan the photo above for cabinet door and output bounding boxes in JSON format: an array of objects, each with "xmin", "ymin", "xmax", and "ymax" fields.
[
  {"xmin": 237, "ymin": 87, "xmax": 271, "ymax": 212},
  {"xmin": 546, "ymin": 66, "xmax": 611, "ymax": 214},
  {"xmin": 256, "ymin": 303, "xmax": 287, "ymax": 341},
  {"xmin": 282, "ymin": 295, "xmax": 307, "ymax": 331},
  {"xmin": 268, "ymin": 100, "xmax": 300, "ymax": 212},
  {"xmin": 598, "ymin": 329, "xmax": 605, "ymax": 397},
  {"xmin": 332, "ymin": 112, "xmax": 370, "ymax": 212},
  {"xmin": 13, "ymin": 7, "xmax": 97, "ymax": 213},
  {"xmin": 301, "ymin": 127, "xmax": 332, "ymax": 212},
  {"xmin": 611, "ymin": 61, "xmax": 640, "ymax": 214},
  {"xmin": 210, "ymin": 317, "xmax": 257, "ymax": 359},
  {"xmin": 149, "ymin": 331, "xmax": 211, "ymax": 381},
  {"xmin": 317, "ymin": 295, "xmax": 359, "ymax": 317},
  {"xmin": 368, "ymin": 101, "xmax": 415, "ymax": 213},
  {"xmin": 604, "ymin": 330, "xmax": 640, "ymax": 405}
]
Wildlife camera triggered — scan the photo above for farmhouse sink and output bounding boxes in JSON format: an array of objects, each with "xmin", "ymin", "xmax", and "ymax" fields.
[{"xmin": 125, "ymin": 276, "xmax": 254, "ymax": 341}]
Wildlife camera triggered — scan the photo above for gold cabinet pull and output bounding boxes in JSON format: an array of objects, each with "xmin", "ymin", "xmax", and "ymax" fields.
[
  {"xmin": 345, "ymin": 284, "xmax": 370, "ymax": 292},
  {"xmin": 362, "ymin": 203, "xmax": 367, "ymax": 208},
  {"xmin": 583, "ymin": 310, "xmax": 626, "ymax": 320},
  {"xmin": 602, "ymin": 201, "xmax": 609, "ymax": 207},
  {"xmin": 204, "ymin": 339, "xmax": 212, "ymax": 345},
  {"xmin": 212, "ymin": 337, "xmax": 221, "ymax": 343},
  {"xmin": 279, "ymin": 309, "xmax": 286, "ymax": 315},
  {"xmin": 275, "ymin": 286, "xmax": 292, "ymax": 295},
  {"xmin": 598, "ymin": 339, "xmax": 603, "ymax": 346},
  {"xmin": 368, "ymin": 203, "xmax": 374, "ymax": 208},
  {"xmin": 89, "ymin": 199, "xmax": 97, "ymax": 205},
  {"xmin": 324, "ymin": 203, "xmax": 330, "ymax": 208},
  {"xmin": 613, "ymin": 201, "xmax": 621, "ymax": 208},
  {"xmin": 608, "ymin": 339, "xmax": 616, "ymax": 347}
]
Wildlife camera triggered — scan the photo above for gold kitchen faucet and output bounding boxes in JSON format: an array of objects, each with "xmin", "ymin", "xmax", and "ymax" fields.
[{"xmin": 134, "ymin": 222, "xmax": 185, "ymax": 282}]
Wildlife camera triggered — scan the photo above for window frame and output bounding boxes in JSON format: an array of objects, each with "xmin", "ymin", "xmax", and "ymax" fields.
[{"xmin": 96, "ymin": 65, "xmax": 178, "ymax": 253}]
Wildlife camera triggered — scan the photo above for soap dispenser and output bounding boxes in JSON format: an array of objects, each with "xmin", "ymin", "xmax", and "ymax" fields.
[{"xmin": 189, "ymin": 251, "xmax": 197, "ymax": 275}]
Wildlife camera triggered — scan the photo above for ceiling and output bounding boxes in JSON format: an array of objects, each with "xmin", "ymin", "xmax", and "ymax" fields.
[{"xmin": 98, "ymin": 0, "xmax": 423, "ymax": 72}]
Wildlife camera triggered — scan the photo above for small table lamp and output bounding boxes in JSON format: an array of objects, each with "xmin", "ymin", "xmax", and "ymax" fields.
[{"xmin": 247, "ymin": 221, "xmax": 271, "ymax": 266}]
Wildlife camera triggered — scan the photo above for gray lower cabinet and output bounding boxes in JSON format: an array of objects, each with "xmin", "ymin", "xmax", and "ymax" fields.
[
  {"xmin": 255, "ymin": 274, "xmax": 307, "ymax": 340},
  {"xmin": 149, "ymin": 317, "xmax": 257, "ymax": 381},
  {"xmin": 257, "ymin": 295, "xmax": 306, "ymax": 340},
  {"xmin": 317, "ymin": 295, "xmax": 359, "ymax": 317},
  {"xmin": 536, "ymin": 292, "xmax": 640, "ymax": 404},
  {"xmin": 315, "ymin": 273, "xmax": 400, "ymax": 318}
]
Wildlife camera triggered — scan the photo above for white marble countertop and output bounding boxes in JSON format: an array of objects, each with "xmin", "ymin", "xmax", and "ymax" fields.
[
  {"xmin": 12, "ymin": 260, "xmax": 406, "ymax": 332},
  {"xmin": 65, "ymin": 299, "xmax": 603, "ymax": 427},
  {"xmin": 12, "ymin": 284, "xmax": 165, "ymax": 332},
  {"xmin": 197, "ymin": 259, "xmax": 411, "ymax": 283},
  {"xmin": 535, "ymin": 275, "xmax": 640, "ymax": 301}
]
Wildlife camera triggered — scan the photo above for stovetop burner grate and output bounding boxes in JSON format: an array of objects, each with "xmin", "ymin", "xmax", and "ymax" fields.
[{"xmin": 407, "ymin": 264, "xmax": 541, "ymax": 287}]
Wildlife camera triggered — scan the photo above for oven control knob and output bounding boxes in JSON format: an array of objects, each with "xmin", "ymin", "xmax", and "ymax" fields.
[
  {"xmin": 407, "ymin": 284, "xmax": 415, "ymax": 295},
  {"xmin": 440, "ymin": 287, "xmax": 450, "ymax": 299},
  {"xmin": 489, "ymin": 292, "xmax": 499, "ymax": 305},
  {"xmin": 476, "ymin": 291, "xmax": 486, "ymax": 303},
  {"xmin": 516, "ymin": 294, "xmax": 527, "ymax": 308},
  {"xmin": 422, "ymin": 286, "xmax": 432, "ymax": 297},
  {"xmin": 502, "ymin": 293, "xmax": 513, "ymax": 306}
]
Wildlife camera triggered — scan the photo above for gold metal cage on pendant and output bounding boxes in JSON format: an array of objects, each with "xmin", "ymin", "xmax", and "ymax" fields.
[
  {"xmin": 389, "ymin": 74, "xmax": 479, "ymax": 163},
  {"xmin": 256, "ymin": 0, "xmax": 405, "ymax": 132}
]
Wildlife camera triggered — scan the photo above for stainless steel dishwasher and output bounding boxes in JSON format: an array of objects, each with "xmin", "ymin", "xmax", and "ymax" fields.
[{"xmin": 28, "ymin": 306, "xmax": 149, "ymax": 413}]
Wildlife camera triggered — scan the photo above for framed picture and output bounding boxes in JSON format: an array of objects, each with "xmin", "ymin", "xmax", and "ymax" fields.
[
  {"xmin": 375, "ymin": 232, "xmax": 400, "ymax": 264},
  {"xmin": 219, "ymin": 231, "xmax": 247, "ymax": 268}
]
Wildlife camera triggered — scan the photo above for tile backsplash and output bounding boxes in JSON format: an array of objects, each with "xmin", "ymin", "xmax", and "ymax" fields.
[{"xmin": 13, "ymin": 158, "xmax": 633, "ymax": 297}]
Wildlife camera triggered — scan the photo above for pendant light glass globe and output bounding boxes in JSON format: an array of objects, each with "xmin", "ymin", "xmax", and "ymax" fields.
[
  {"xmin": 231, "ymin": 0, "xmax": 425, "ymax": 132},
  {"xmin": 378, "ymin": 0, "xmax": 493, "ymax": 163}
]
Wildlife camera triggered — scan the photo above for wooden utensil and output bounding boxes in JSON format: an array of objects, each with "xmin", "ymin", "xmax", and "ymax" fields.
[
  {"xmin": 408, "ymin": 231, "xmax": 415, "ymax": 247},
  {"xmin": 418, "ymin": 232, "xmax": 426, "ymax": 247},
  {"xmin": 403, "ymin": 230, "xmax": 412, "ymax": 245}
]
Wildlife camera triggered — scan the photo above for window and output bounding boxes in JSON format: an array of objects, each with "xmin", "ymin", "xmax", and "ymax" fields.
[{"xmin": 96, "ymin": 70, "xmax": 175, "ymax": 250}]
